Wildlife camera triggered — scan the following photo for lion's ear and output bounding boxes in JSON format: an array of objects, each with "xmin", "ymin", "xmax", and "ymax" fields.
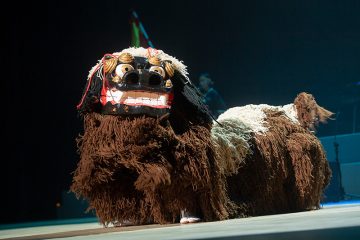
[
  {"xmin": 77, "ymin": 67, "xmax": 103, "ymax": 115},
  {"xmin": 170, "ymin": 71, "xmax": 213, "ymax": 128}
]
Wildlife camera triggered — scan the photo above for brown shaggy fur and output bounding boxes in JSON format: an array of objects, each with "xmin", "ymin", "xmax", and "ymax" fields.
[
  {"xmin": 72, "ymin": 92, "xmax": 332, "ymax": 225},
  {"xmin": 71, "ymin": 113, "xmax": 236, "ymax": 225},
  {"xmin": 227, "ymin": 94, "xmax": 332, "ymax": 216},
  {"xmin": 235, "ymin": 112, "xmax": 330, "ymax": 215}
]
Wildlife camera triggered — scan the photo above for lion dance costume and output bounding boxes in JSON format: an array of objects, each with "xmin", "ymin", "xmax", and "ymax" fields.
[{"xmin": 72, "ymin": 47, "xmax": 333, "ymax": 226}]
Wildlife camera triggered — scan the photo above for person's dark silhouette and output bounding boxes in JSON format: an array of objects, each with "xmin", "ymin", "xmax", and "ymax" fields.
[{"xmin": 198, "ymin": 73, "xmax": 227, "ymax": 118}]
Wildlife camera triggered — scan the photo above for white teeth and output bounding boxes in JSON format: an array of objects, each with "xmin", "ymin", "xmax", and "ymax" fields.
[
  {"xmin": 125, "ymin": 98, "xmax": 135, "ymax": 104},
  {"xmin": 106, "ymin": 90, "xmax": 170, "ymax": 107},
  {"xmin": 106, "ymin": 89, "xmax": 123, "ymax": 102},
  {"xmin": 159, "ymin": 95, "xmax": 167, "ymax": 105},
  {"xmin": 143, "ymin": 98, "xmax": 151, "ymax": 105}
]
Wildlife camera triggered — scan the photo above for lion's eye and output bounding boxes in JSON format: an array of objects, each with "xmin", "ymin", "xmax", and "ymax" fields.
[
  {"xmin": 115, "ymin": 64, "xmax": 134, "ymax": 78},
  {"xmin": 149, "ymin": 66, "xmax": 166, "ymax": 78}
]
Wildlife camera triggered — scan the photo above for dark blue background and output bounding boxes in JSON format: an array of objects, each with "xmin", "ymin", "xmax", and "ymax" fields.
[{"xmin": 3, "ymin": 0, "xmax": 359, "ymax": 224}]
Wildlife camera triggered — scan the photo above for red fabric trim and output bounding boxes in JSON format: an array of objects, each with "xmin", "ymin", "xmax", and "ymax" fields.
[
  {"xmin": 76, "ymin": 64, "xmax": 100, "ymax": 109},
  {"xmin": 76, "ymin": 53, "xmax": 117, "ymax": 109}
]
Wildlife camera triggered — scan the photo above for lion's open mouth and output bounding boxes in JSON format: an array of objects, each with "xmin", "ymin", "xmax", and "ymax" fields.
[{"xmin": 102, "ymin": 88, "xmax": 172, "ymax": 109}]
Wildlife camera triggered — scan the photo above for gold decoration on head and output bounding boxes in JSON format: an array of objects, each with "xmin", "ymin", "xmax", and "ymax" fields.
[
  {"xmin": 164, "ymin": 61, "xmax": 175, "ymax": 77},
  {"xmin": 148, "ymin": 56, "xmax": 161, "ymax": 66},
  {"xmin": 118, "ymin": 53, "xmax": 134, "ymax": 63},
  {"xmin": 165, "ymin": 79, "xmax": 173, "ymax": 88},
  {"xmin": 112, "ymin": 75, "xmax": 121, "ymax": 83},
  {"xmin": 104, "ymin": 58, "xmax": 118, "ymax": 73}
]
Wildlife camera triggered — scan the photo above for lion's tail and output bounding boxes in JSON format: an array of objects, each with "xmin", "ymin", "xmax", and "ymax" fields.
[{"xmin": 294, "ymin": 92, "xmax": 334, "ymax": 131}]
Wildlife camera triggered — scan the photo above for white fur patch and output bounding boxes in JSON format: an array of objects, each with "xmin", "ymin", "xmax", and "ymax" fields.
[
  {"xmin": 280, "ymin": 103, "xmax": 299, "ymax": 124},
  {"xmin": 87, "ymin": 47, "xmax": 188, "ymax": 80},
  {"xmin": 217, "ymin": 104, "xmax": 299, "ymax": 133}
]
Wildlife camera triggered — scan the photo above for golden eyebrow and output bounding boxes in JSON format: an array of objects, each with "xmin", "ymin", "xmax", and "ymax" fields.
[
  {"xmin": 164, "ymin": 61, "xmax": 174, "ymax": 77},
  {"xmin": 104, "ymin": 58, "xmax": 118, "ymax": 73},
  {"xmin": 148, "ymin": 56, "xmax": 161, "ymax": 66},
  {"xmin": 118, "ymin": 53, "xmax": 134, "ymax": 63}
]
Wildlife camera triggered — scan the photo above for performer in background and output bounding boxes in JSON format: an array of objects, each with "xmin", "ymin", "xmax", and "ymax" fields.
[{"xmin": 198, "ymin": 72, "xmax": 227, "ymax": 118}]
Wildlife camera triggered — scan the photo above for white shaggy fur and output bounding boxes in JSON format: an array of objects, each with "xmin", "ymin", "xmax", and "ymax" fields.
[
  {"xmin": 217, "ymin": 103, "xmax": 299, "ymax": 134},
  {"xmin": 87, "ymin": 47, "xmax": 188, "ymax": 80}
]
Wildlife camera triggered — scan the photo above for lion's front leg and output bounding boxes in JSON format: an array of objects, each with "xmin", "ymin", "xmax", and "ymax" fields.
[{"xmin": 180, "ymin": 209, "xmax": 201, "ymax": 224}]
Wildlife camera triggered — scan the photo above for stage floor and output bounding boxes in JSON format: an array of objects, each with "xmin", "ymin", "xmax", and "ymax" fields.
[{"xmin": 1, "ymin": 202, "xmax": 359, "ymax": 240}]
